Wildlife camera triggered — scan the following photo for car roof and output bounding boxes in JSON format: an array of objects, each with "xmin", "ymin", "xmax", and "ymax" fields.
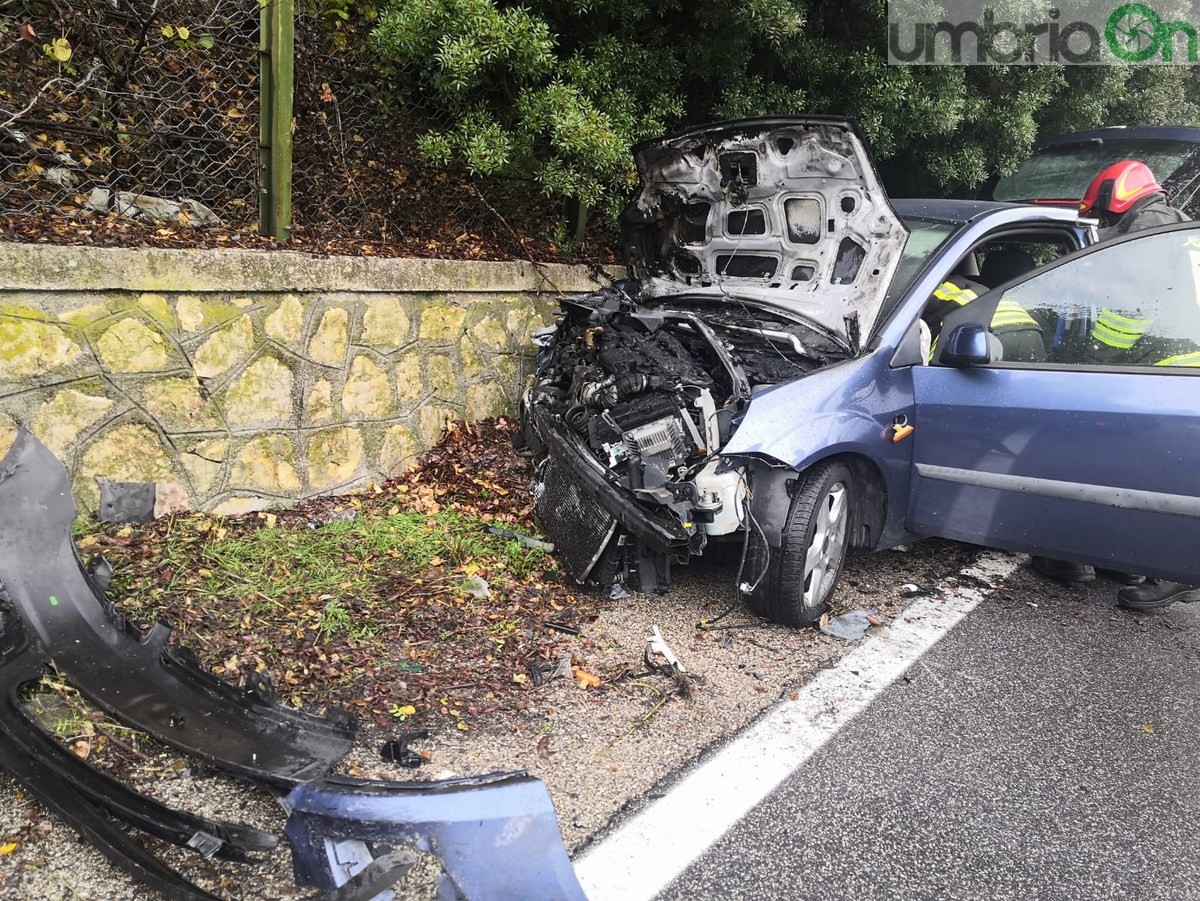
[
  {"xmin": 890, "ymin": 197, "xmax": 1078, "ymax": 225},
  {"xmin": 1036, "ymin": 126, "xmax": 1200, "ymax": 149}
]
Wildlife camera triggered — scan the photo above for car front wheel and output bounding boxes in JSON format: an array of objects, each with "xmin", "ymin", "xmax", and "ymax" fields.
[{"xmin": 743, "ymin": 460, "xmax": 854, "ymax": 627}]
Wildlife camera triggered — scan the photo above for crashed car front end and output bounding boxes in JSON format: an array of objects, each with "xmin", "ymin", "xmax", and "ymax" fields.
[
  {"xmin": 524, "ymin": 117, "xmax": 907, "ymax": 599},
  {"xmin": 527, "ymin": 288, "xmax": 848, "ymax": 591}
]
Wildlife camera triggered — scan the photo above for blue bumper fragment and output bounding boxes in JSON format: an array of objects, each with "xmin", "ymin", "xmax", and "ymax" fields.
[{"xmin": 285, "ymin": 770, "xmax": 587, "ymax": 900}]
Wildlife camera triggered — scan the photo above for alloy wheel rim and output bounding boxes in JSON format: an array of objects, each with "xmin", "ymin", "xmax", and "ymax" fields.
[{"xmin": 803, "ymin": 482, "xmax": 848, "ymax": 609}]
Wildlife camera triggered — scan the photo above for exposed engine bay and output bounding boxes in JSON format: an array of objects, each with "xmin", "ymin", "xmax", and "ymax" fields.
[
  {"xmin": 526, "ymin": 287, "xmax": 848, "ymax": 591},
  {"xmin": 523, "ymin": 116, "xmax": 907, "ymax": 599}
]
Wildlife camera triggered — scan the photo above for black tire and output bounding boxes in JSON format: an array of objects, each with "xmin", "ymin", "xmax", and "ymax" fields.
[{"xmin": 743, "ymin": 460, "xmax": 855, "ymax": 627}]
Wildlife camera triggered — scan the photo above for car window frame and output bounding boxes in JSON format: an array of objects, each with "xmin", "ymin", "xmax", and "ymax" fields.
[
  {"xmin": 887, "ymin": 221, "xmax": 1085, "ymax": 367},
  {"xmin": 931, "ymin": 219, "xmax": 1200, "ymax": 374}
]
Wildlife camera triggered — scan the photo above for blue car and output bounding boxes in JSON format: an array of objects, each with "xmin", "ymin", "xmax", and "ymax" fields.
[{"xmin": 523, "ymin": 117, "xmax": 1200, "ymax": 626}]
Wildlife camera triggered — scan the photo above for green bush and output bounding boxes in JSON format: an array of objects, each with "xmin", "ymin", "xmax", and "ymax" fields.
[{"xmin": 368, "ymin": 0, "xmax": 1200, "ymax": 219}]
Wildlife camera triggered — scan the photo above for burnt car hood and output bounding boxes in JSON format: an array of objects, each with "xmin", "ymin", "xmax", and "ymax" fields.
[{"xmin": 621, "ymin": 116, "xmax": 908, "ymax": 348}]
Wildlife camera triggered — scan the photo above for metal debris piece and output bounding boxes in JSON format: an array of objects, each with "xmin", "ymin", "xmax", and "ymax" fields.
[
  {"xmin": 644, "ymin": 625, "xmax": 685, "ymax": 673},
  {"xmin": 97, "ymin": 477, "xmax": 156, "ymax": 523},
  {"xmin": 820, "ymin": 609, "xmax": 885, "ymax": 641}
]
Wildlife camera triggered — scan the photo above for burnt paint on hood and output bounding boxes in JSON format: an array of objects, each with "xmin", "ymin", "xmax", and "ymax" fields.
[{"xmin": 620, "ymin": 117, "xmax": 909, "ymax": 349}]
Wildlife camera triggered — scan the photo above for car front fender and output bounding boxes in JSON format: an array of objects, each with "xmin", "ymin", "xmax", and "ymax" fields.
[{"xmin": 722, "ymin": 353, "xmax": 918, "ymax": 548}]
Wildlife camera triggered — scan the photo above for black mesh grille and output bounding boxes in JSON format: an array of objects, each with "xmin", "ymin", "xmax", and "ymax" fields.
[{"xmin": 537, "ymin": 459, "xmax": 617, "ymax": 582}]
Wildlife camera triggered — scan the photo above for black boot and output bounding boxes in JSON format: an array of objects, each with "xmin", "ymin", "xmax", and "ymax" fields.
[
  {"xmin": 1118, "ymin": 580, "xmax": 1200, "ymax": 612},
  {"xmin": 1031, "ymin": 556, "xmax": 1095, "ymax": 584}
]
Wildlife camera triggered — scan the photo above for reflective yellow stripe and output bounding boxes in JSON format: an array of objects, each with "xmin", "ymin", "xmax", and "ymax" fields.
[
  {"xmin": 990, "ymin": 300, "xmax": 1038, "ymax": 329},
  {"xmin": 1098, "ymin": 308, "xmax": 1152, "ymax": 331},
  {"xmin": 1155, "ymin": 351, "xmax": 1200, "ymax": 367},
  {"xmin": 933, "ymin": 282, "xmax": 978, "ymax": 305},
  {"xmin": 1092, "ymin": 325, "xmax": 1143, "ymax": 349},
  {"xmin": 1091, "ymin": 308, "xmax": 1153, "ymax": 349}
]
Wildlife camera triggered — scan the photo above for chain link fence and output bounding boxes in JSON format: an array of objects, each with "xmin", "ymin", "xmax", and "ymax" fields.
[
  {"xmin": 290, "ymin": 13, "xmax": 559, "ymax": 250},
  {"xmin": 0, "ymin": 4, "xmax": 577, "ymax": 254},
  {"xmin": 0, "ymin": 0, "xmax": 259, "ymax": 231}
]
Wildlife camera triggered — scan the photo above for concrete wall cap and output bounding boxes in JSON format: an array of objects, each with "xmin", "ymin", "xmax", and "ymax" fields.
[{"xmin": 0, "ymin": 243, "xmax": 624, "ymax": 295}]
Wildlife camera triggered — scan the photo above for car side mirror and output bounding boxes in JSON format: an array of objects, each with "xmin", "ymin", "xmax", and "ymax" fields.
[{"xmin": 940, "ymin": 324, "xmax": 992, "ymax": 367}]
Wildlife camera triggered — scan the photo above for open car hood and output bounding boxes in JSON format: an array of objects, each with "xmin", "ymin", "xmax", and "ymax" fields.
[{"xmin": 621, "ymin": 117, "xmax": 909, "ymax": 348}]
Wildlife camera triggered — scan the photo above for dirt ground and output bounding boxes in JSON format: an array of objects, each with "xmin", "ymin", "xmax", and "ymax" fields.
[{"xmin": 0, "ymin": 537, "xmax": 984, "ymax": 900}]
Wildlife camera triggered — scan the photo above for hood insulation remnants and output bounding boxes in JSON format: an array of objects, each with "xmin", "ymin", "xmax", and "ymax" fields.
[{"xmin": 621, "ymin": 116, "xmax": 909, "ymax": 346}]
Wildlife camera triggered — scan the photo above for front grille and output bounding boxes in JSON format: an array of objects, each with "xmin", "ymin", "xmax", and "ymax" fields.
[{"xmin": 536, "ymin": 458, "xmax": 617, "ymax": 582}]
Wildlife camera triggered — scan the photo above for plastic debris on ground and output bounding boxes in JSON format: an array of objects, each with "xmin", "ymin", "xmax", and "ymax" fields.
[
  {"xmin": 461, "ymin": 574, "xmax": 491, "ymax": 599},
  {"xmin": 486, "ymin": 526, "xmax": 555, "ymax": 552},
  {"xmin": 573, "ymin": 668, "xmax": 602, "ymax": 688},
  {"xmin": 644, "ymin": 625, "xmax": 686, "ymax": 673},
  {"xmin": 285, "ymin": 772, "xmax": 586, "ymax": 900},
  {"xmin": 531, "ymin": 652, "xmax": 574, "ymax": 686},
  {"xmin": 550, "ymin": 654, "xmax": 574, "ymax": 681},
  {"xmin": 97, "ymin": 478, "xmax": 157, "ymax": 523},
  {"xmin": 380, "ymin": 730, "xmax": 430, "ymax": 768}
]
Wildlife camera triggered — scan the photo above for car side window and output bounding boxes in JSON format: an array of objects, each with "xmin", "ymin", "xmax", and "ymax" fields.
[
  {"xmin": 922, "ymin": 236, "xmax": 1076, "ymax": 365},
  {"xmin": 997, "ymin": 227, "xmax": 1200, "ymax": 369}
]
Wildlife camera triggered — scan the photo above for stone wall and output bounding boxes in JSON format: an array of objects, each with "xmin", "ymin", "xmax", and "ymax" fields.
[{"xmin": 0, "ymin": 244, "xmax": 614, "ymax": 516}]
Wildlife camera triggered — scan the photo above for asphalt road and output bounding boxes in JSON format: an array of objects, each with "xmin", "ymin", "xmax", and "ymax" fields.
[{"xmin": 659, "ymin": 561, "xmax": 1200, "ymax": 901}]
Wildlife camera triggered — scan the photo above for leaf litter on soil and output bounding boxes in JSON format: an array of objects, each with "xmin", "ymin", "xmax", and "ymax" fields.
[{"xmin": 60, "ymin": 418, "xmax": 596, "ymax": 770}]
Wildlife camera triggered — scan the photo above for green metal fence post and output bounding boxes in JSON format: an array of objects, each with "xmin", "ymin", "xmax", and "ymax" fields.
[{"xmin": 259, "ymin": 0, "xmax": 294, "ymax": 239}]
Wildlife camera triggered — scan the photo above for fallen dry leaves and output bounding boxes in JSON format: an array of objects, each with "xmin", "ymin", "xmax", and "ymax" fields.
[{"xmin": 77, "ymin": 419, "xmax": 598, "ymax": 760}]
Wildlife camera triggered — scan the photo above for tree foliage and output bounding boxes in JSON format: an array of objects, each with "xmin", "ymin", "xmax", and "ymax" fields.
[{"xmin": 368, "ymin": 0, "xmax": 1200, "ymax": 215}]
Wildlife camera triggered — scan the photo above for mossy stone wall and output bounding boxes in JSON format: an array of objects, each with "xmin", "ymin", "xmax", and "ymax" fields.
[{"xmin": 0, "ymin": 244, "xmax": 613, "ymax": 516}]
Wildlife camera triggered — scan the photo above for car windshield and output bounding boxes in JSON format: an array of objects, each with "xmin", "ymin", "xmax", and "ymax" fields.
[
  {"xmin": 888, "ymin": 217, "xmax": 957, "ymax": 301},
  {"xmin": 994, "ymin": 139, "xmax": 1200, "ymax": 202}
]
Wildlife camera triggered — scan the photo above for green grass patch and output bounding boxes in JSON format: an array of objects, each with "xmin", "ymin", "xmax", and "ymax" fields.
[
  {"xmin": 101, "ymin": 509, "xmax": 551, "ymax": 632},
  {"xmin": 189, "ymin": 510, "xmax": 546, "ymax": 605}
]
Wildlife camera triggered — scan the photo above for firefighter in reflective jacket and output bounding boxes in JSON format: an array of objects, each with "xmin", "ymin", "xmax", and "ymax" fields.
[
  {"xmin": 1062, "ymin": 160, "xmax": 1194, "ymax": 369},
  {"xmin": 1082, "ymin": 159, "xmax": 1187, "ymax": 239},
  {"xmin": 923, "ymin": 275, "xmax": 1045, "ymax": 362},
  {"xmin": 1064, "ymin": 307, "xmax": 1200, "ymax": 368},
  {"xmin": 1033, "ymin": 159, "xmax": 1200, "ymax": 611}
]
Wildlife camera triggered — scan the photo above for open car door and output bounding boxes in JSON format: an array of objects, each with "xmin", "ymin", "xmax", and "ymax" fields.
[{"xmin": 907, "ymin": 222, "xmax": 1200, "ymax": 583}]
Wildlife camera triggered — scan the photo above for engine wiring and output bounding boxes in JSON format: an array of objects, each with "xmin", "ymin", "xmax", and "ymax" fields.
[
  {"xmin": 711, "ymin": 174, "xmax": 811, "ymax": 378},
  {"xmin": 696, "ymin": 472, "xmax": 778, "ymax": 633}
]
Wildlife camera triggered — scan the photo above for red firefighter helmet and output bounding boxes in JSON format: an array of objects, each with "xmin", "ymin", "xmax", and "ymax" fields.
[{"xmin": 1079, "ymin": 160, "xmax": 1164, "ymax": 216}]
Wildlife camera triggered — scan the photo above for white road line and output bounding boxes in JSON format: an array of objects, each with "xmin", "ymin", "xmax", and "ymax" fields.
[{"xmin": 573, "ymin": 551, "xmax": 1020, "ymax": 901}]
